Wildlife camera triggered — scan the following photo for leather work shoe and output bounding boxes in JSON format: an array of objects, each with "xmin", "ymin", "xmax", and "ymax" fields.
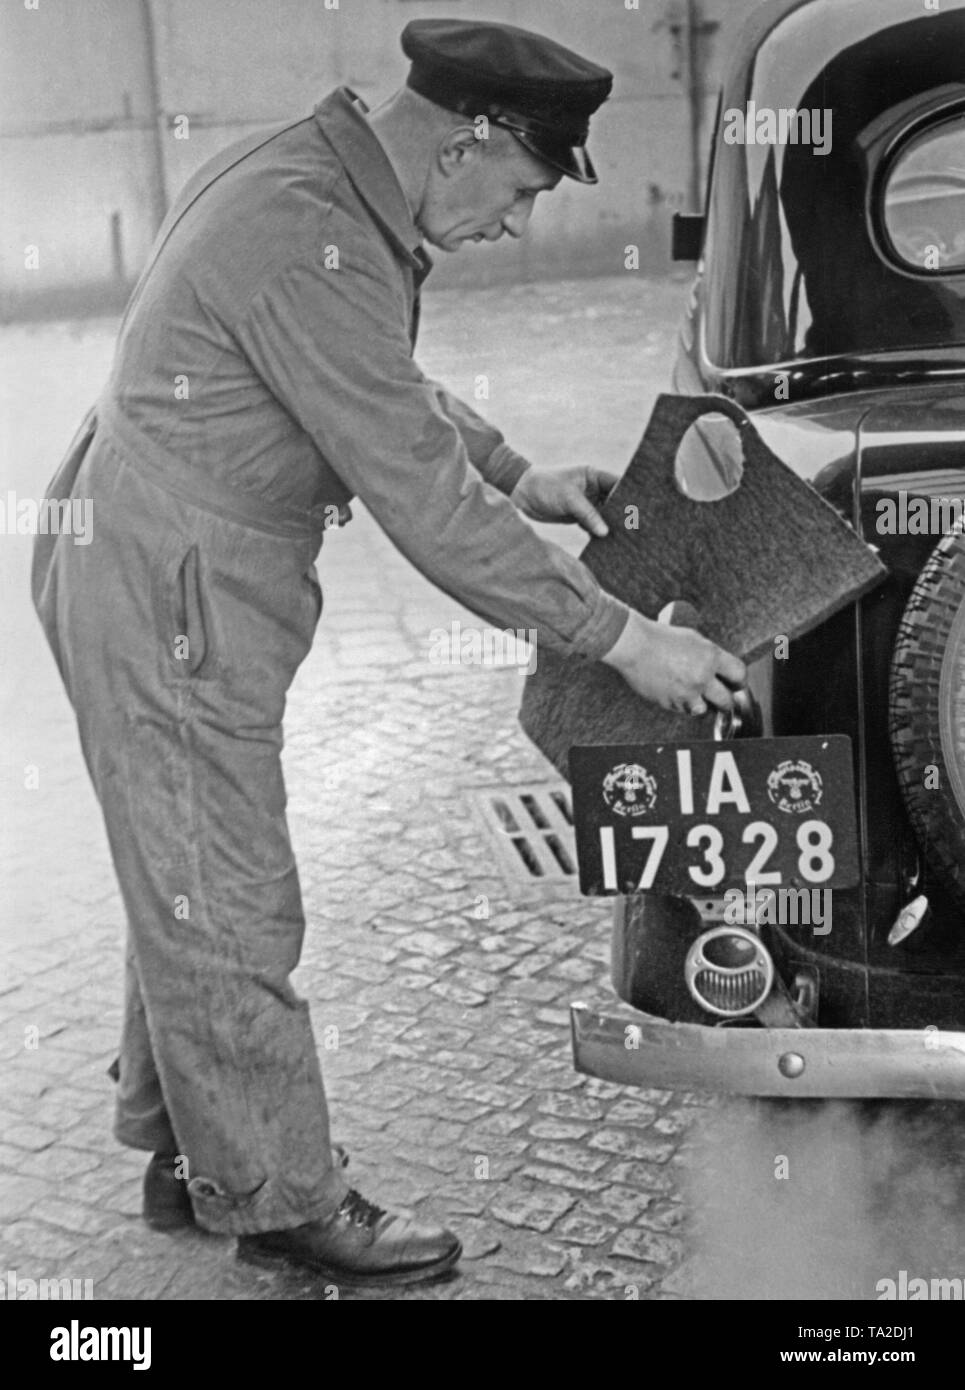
[
  {"xmin": 143, "ymin": 1144, "xmax": 350, "ymax": 1232},
  {"xmin": 143, "ymin": 1152, "xmax": 193, "ymax": 1232},
  {"xmin": 236, "ymin": 1188, "xmax": 462, "ymax": 1287}
]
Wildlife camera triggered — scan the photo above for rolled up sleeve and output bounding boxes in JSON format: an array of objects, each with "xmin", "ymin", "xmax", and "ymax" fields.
[{"xmin": 234, "ymin": 242, "xmax": 629, "ymax": 660}]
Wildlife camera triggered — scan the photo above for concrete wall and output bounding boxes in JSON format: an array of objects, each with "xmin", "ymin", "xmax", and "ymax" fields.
[{"xmin": 0, "ymin": 0, "xmax": 761, "ymax": 317}]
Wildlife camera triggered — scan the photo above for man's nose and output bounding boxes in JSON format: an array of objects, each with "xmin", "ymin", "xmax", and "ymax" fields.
[{"xmin": 501, "ymin": 206, "xmax": 533, "ymax": 239}]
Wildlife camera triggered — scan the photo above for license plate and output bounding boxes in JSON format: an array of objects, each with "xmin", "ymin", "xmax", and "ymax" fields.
[{"xmin": 569, "ymin": 736, "xmax": 859, "ymax": 896}]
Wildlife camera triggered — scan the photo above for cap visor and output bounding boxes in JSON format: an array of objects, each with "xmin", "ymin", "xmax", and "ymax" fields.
[{"xmin": 509, "ymin": 130, "xmax": 598, "ymax": 184}]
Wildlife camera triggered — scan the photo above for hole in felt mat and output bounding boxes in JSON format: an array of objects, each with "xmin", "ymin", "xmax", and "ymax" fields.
[{"xmin": 674, "ymin": 412, "xmax": 745, "ymax": 502}]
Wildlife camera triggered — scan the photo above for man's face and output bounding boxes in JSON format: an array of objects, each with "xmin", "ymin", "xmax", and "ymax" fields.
[{"xmin": 418, "ymin": 128, "xmax": 562, "ymax": 252}]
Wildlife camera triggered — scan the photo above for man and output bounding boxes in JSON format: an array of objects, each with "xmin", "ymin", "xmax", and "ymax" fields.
[{"xmin": 32, "ymin": 19, "xmax": 745, "ymax": 1288}]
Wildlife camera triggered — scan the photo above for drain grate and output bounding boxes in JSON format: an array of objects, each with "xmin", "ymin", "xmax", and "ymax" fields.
[{"xmin": 471, "ymin": 783, "xmax": 577, "ymax": 888}]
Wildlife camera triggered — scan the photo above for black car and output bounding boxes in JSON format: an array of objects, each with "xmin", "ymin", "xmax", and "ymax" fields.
[{"xmin": 565, "ymin": 0, "xmax": 965, "ymax": 1099}]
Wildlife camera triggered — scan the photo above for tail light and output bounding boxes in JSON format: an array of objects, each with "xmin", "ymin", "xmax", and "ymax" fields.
[{"xmin": 684, "ymin": 925, "xmax": 774, "ymax": 1018}]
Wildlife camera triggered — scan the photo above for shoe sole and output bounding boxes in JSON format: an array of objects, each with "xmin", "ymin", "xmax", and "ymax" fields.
[{"xmin": 236, "ymin": 1239, "xmax": 463, "ymax": 1289}]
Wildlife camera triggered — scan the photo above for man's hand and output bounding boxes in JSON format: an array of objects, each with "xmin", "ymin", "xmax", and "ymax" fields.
[
  {"xmin": 601, "ymin": 609, "xmax": 747, "ymax": 716},
  {"xmin": 510, "ymin": 465, "xmax": 620, "ymax": 538}
]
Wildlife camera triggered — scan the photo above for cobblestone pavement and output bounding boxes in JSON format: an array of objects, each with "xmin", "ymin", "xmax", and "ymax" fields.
[{"xmin": 0, "ymin": 275, "xmax": 705, "ymax": 1301}]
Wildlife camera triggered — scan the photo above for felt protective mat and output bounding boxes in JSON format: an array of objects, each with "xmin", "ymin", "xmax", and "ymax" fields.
[{"xmin": 519, "ymin": 393, "xmax": 887, "ymax": 779}]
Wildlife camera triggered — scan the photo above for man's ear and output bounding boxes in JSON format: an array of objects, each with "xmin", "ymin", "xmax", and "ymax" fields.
[{"xmin": 436, "ymin": 125, "xmax": 484, "ymax": 177}]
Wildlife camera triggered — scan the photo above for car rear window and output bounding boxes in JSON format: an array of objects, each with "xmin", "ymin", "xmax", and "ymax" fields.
[{"xmin": 702, "ymin": 2, "xmax": 965, "ymax": 370}]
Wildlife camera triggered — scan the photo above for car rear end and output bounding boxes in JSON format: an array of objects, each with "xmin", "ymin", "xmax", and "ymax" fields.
[{"xmin": 569, "ymin": 0, "xmax": 965, "ymax": 1100}]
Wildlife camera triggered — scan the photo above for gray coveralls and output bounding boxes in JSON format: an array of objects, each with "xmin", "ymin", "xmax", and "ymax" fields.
[{"xmin": 32, "ymin": 88, "xmax": 628, "ymax": 1235}]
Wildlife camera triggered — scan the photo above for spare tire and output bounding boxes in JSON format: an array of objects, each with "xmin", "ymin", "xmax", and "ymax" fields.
[{"xmin": 890, "ymin": 530, "xmax": 965, "ymax": 908}]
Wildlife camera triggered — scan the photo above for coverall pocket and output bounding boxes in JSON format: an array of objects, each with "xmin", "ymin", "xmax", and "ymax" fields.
[{"xmin": 169, "ymin": 544, "xmax": 210, "ymax": 678}]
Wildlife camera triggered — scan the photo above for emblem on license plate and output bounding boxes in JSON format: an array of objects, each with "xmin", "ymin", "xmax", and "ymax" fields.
[
  {"xmin": 766, "ymin": 759, "xmax": 824, "ymax": 815},
  {"xmin": 601, "ymin": 763, "xmax": 658, "ymax": 817}
]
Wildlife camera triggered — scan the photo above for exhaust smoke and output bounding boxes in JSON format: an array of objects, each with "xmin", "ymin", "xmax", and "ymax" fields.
[{"xmin": 670, "ymin": 1097, "xmax": 965, "ymax": 1300}]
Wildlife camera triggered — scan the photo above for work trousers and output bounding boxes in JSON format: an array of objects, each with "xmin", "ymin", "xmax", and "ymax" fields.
[{"xmin": 32, "ymin": 408, "xmax": 349, "ymax": 1235}]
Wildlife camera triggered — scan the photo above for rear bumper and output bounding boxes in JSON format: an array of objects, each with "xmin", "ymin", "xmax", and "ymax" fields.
[{"xmin": 571, "ymin": 998, "xmax": 965, "ymax": 1099}]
